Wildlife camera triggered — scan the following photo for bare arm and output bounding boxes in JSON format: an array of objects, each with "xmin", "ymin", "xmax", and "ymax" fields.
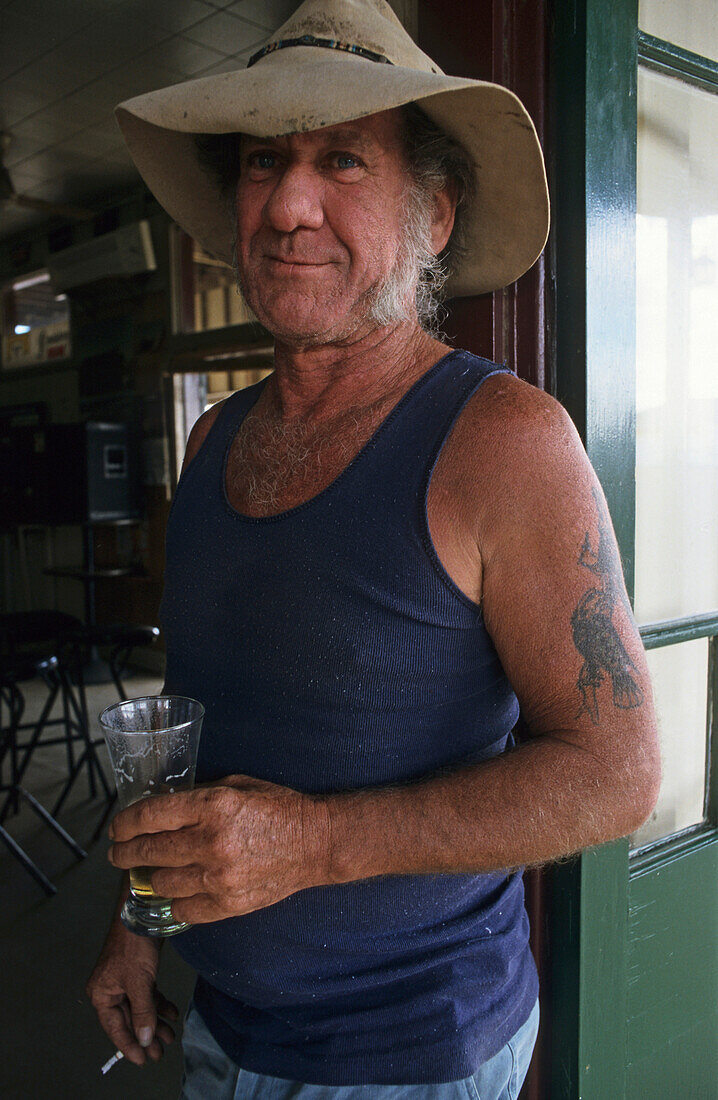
[
  {"xmin": 324, "ymin": 380, "xmax": 661, "ymax": 883},
  {"xmin": 86, "ymin": 874, "xmax": 179, "ymax": 1065}
]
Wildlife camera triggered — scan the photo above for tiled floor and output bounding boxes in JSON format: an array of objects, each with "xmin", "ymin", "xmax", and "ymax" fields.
[{"xmin": 0, "ymin": 671, "xmax": 196, "ymax": 1099}]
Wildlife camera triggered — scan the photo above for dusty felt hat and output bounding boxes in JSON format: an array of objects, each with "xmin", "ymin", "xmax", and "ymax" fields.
[{"xmin": 115, "ymin": 0, "xmax": 549, "ymax": 297}]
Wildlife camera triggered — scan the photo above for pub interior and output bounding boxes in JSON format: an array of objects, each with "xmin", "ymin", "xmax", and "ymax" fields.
[{"xmin": 0, "ymin": 2, "xmax": 291, "ymax": 1096}]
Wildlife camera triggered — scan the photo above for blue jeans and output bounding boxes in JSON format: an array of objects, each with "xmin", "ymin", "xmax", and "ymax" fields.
[{"xmin": 178, "ymin": 997, "xmax": 540, "ymax": 1100}]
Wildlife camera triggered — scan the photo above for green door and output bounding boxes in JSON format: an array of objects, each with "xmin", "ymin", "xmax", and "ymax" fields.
[{"xmin": 549, "ymin": 2, "xmax": 718, "ymax": 1096}]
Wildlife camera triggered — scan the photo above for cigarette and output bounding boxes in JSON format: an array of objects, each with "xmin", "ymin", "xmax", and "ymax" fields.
[{"xmin": 100, "ymin": 1049, "xmax": 124, "ymax": 1075}]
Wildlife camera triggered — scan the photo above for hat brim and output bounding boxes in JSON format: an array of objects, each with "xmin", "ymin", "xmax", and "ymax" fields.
[{"xmin": 115, "ymin": 48, "xmax": 549, "ymax": 296}]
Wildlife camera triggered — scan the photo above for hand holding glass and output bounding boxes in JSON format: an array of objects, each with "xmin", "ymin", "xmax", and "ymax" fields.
[{"xmin": 99, "ymin": 695, "xmax": 204, "ymax": 937}]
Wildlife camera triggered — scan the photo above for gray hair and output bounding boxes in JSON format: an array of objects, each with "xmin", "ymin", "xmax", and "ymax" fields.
[
  {"xmin": 367, "ymin": 173, "xmax": 447, "ymax": 333},
  {"xmin": 396, "ymin": 103, "xmax": 474, "ymax": 332},
  {"xmin": 194, "ymin": 104, "xmax": 474, "ymax": 335}
]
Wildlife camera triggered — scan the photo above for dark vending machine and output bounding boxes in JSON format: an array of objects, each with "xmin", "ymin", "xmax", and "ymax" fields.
[
  {"xmin": 0, "ymin": 421, "xmax": 140, "ymax": 527},
  {"xmin": 1, "ymin": 422, "xmax": 141, "ymax": 665}
]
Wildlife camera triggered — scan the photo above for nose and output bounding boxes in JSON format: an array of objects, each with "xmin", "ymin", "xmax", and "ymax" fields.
[{"xmin": 262, "ymin": 164, "xmax": 324, "ymax": 234}]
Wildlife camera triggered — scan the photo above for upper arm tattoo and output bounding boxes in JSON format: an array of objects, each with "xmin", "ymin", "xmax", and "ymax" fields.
[{"xmin": 570, "ymin": 487, "xmax": 644, "ymax": 724}]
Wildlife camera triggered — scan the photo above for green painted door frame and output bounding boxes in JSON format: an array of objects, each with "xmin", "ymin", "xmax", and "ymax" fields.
[
  {"xmin": 548, "ymin": 2, "xmax": 718, "ymax": 1096},
  {"xmin": 550, "ymin": 5, "xmax": 638, "ymax": 1093}
]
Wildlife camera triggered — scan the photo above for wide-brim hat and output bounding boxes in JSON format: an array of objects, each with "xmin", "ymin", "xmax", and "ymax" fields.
[{"xmin": 115, "ymin": 0, "xmax": 549, "ymax": 297}]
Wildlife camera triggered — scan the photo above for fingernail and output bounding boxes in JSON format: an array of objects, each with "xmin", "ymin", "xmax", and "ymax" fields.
[{"xmin": 138, "ymin": 1027, "xmax": 153, "ymax": 1047}]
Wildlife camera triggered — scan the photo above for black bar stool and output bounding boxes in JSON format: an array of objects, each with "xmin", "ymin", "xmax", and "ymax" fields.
[
  {"xmin": 0, "ymin": 611, "xmax": 109, "ymax": 804},
  {"xmin": 1, "ymin": 613, "xmax": 161, "ymax": 848},
  {"xmin": 0, "ymin": 657, "xmax": 87, "ymax": 896},
  {"xmin": 54, "ymin": 623, "xmax": 161, "ymax": 838},
  {"xmin": 0, "ymin": 613, "xmax": 160, "ymax": 832}
]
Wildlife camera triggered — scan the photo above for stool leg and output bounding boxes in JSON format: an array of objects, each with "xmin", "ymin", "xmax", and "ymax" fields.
[
  {"xmin": 3, "ymin": 682, "xmax": 24, "ymax": 817},
  {"xmin": 50, "ymin": 692, "xmax": 112, "ymax": 820},
  {"xmin": 51, "ymin": 735, "xmax": 113, "ymax": 818},
  {"xmin": 59, "ymin": 667, "xmax": 75, "ymax": 776},
  {"xmin": 54, "ymin": 659, "xmax": 112, "ymax": 809},
  {"xmin": 109, "ymin": 645, "xmax": 129, "ymax": 701},
  {"xmin": 0, "ymin": 822, "xmax": 57, "ymax": 896},
  {"xmin": 0, "ymin": 680, "xmax": 59, "ymax": 825},
  {"xmin": 18, "ymin": 788, "xmax": 86, "ymax": 859},
  {"xmin": 0, "ymin": 685, "xmax": 16, "ymax": 811},
  {"xmin": 11, "ymin": 685, "xmax": 25, "ymax": 816},
  {"xmin": 51, "ymin": 754, "xmax": 85, "ymax": 819},
  {"xmin": 73, "ymin": 651, "xmax": 96, "ymax": 799}
]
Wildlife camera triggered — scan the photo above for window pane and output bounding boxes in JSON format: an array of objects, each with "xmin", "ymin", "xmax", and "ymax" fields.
[
  {"xmin": 630, "ymin": 639, "xmax": 708, "ymax": 849},
  {"xmin": 171, "ymin": 367, "xmax": 273, "ymax": 484},
  {"xmin": 635, "ymin": 67, "xmax": 718, "ymax": 623},
  {"xmin": 170, "ymin": 225, "xmax": 256, "ymax": 334},
  {"xmin": 639, "ymin": 0, "xmax": 718, "ymax": 63}
]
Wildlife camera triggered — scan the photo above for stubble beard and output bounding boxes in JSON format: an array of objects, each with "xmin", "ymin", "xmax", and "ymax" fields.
[
  {"xmin": 233, "ymin": 256, "xmax": 353, "ymax": 347},
  {"xmin": 230, "ymin": 181, "xmax": 442, "ymax": 345}
]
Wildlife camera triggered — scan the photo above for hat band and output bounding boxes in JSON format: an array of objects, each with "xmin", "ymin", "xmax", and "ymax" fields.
[{"xmin": 247, "ymin": 34, "xmax": 393, "ymax": 69}]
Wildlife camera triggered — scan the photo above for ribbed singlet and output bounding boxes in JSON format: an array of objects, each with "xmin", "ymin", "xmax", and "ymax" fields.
[{"xmin": 160, "ymin": 349, "xmax": 538, "ymax": 1085}]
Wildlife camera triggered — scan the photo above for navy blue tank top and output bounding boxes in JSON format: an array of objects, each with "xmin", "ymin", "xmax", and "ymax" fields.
[{"xmin": 161, "ymin": 349, "xmax": 538, "ymax": 1085}]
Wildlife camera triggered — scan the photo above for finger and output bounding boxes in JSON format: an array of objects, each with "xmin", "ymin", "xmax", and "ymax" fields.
[
  {"xmin": 139, "ymin": 997, "xmax": 175, "ymax": 1061},
  {"xmin": 119, "ymin": 999, "xmax": 132, "ymax": 1031},
  {"xmin": 209, "ymin": 774, "xmax": 276, "ymax": 793},
  {"xmin": 144, "ymin": 1035, "xmax": 166, "ymax": 1063},
  {"xmin": 109, "ymin": 829, "xmax": 199, "ymax": 871},
  {"xmin": 172, "ymin": 894, "xmax": 225, "ymax": 925},
  {"xmin": 151, "ymin": 865, "xmax": 206, "ymax": 899},
  {"xmin": 110, "ymin": 791, "xmax": 202, "ymax": 841},
  {"xmin": 127, "ymin": 980, "xmax": 159, "ymax": 1051},
  {"xmin": 97, "ymin": 1004, "xmax": 147, "ymax": 1067}
]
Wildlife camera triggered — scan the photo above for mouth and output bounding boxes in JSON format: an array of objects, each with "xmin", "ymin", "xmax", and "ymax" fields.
[{"xmin": 265, "ymin": 256, "xmax": 333, "ymax": 269}]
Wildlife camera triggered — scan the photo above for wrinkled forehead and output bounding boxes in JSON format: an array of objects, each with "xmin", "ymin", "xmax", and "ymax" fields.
[{"xmin": 241, "ymin": 107, "xmax": 408, "ymax": 158}]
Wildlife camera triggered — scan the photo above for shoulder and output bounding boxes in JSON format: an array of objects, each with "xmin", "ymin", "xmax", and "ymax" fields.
[
  {"xmin": 452, "ymin": 369, "xmax": 597, "ymax": 558},
  {"xmin": 449, "ymin": 368, "xmax": 586, "ymax": 502},
  {"xmin": 467, "ymin": 368, "xmax": 578, "ymax": 451},
  {"xmin": 180, "ymin": 400, "xmax": 226, "ymax": 475},
  {"xmin": 468, "ymin": 371, "xmax": 587, "ymax": 481}
]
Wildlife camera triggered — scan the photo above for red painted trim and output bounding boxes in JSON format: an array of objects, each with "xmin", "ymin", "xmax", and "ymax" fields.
[{"xmin": 417, "ymin": 0, "xmax": 550, "ymax": 390}]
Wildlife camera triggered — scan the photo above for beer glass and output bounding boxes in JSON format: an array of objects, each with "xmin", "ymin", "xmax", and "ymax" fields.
[{"xmin": 99, "ymin": 695, "xmax": 204, "ymax": 937}]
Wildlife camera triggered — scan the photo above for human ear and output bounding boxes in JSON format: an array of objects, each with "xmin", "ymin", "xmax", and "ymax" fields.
[{"xmin": 430, "ymin": 180, "xmax": 457, "ymax": 255}]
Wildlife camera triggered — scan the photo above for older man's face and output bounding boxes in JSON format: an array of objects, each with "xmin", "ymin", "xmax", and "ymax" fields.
[{"xmin": 233, "ymin": 109, "xmax": 412, "ymax": 345}]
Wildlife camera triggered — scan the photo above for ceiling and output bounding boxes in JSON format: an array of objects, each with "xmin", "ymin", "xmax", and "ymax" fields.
[{"xmin": 0, "ymin": 0, "xmax": 296, "ymax": 241}]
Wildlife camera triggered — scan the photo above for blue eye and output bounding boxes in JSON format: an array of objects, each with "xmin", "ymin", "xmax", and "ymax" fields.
[
  {"xmin": 249, "ymin": 151, "xmax": 276, "ymax": 170},
  {"xmin": 334, "ymin": 154, "xmax": 360, "ymax": 170}
]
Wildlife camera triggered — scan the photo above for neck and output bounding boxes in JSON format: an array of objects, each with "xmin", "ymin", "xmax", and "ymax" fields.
[{"xmin": 265, "ymin": 322, "xmax": 450, "ymax": 424}]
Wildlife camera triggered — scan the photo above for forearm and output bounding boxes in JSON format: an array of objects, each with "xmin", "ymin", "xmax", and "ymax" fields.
[{"xmin": 322, "ymin": 735, "xmax": 657, "ymax": 885}]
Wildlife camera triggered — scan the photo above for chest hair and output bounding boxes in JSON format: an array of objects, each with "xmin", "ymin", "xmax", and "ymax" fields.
[{"xmin": 225, "ymin": 402, "xmax": 394, "ymax": 514}]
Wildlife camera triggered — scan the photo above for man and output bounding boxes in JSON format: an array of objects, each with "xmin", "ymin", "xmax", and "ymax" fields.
[{"xmin": 87, "ymin": 2, "xmax": 661, "ymax": 1097}]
